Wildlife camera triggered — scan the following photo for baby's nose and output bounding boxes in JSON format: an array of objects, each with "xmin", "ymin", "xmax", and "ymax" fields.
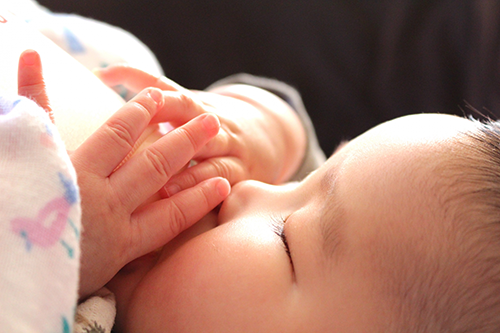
[{"xmin": 217, "ymin": 180, "xmax": 272, "ymax": 224}]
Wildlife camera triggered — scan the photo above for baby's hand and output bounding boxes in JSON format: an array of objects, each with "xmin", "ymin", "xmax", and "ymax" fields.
[
  {"xmin": 95, "ymin": 65, "xmax": 306, "ymax": 194},
  {"xmin": 72, "ymin": 91, "xmax": 231, "ymax": 299},
  {"xmin": 18, "ymin": 52, "xmax": 231, "ymax": 299},
  {"xmin": 17, "ymin": 50, "xmax": 54, "ymax": 123}
]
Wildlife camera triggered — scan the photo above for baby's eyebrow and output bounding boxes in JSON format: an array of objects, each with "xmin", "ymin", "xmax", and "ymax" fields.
[
  {"xmin": 319, "ymin": 192, "xmax": 346, "ymax": 267},
  {"xmin": 318, "ymin": 161, "xmax": 347, "ymax": 266}
]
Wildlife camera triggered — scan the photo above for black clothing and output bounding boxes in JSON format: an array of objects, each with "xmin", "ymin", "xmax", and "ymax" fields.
[{"xmin": 39, "ymin": 0, "xmax": 500, "ymax": 155}]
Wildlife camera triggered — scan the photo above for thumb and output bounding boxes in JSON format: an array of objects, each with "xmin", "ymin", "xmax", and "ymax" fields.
[{"xmin": 18, "ymin": 49, "xmax": 54, "ymax": 123}]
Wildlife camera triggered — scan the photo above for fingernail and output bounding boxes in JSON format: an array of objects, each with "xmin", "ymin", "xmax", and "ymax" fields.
[
  {"xmin": 21, "ymin": 50, "xmax": 37, "ymax": 66},
  {"xmin": 215, "ymin": 178, "xmax": 231, "ymax": 197},
  {"xmin": 202, "ymin": 113, "xmax": 220, "ymax": 132},
  {"xmin": 148, "ymin": 89, "xmax": 163, "ymax": 107},
  {"xmin": 164, "ymin": 184, "xmax": 181, "ymax": 197}
]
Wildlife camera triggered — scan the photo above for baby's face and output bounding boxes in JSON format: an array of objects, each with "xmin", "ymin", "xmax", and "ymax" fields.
[{"xmin": 110, "ymin": 114, "xmax": 474, "ymax": 332}]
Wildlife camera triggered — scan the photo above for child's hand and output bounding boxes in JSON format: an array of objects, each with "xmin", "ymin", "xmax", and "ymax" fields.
[
  {"xmin": 72, "ymin": 92, "xmax": 230, "ymax": 299},
  {"xmin": 18, "ymin": 51, "xmax": 231, "ymax": 299},
  {"xmin": 17, "ymin": 50, "xmax": 54, "ymax": 123},
  {"xmin": 95, "ymin": 65, "xmax": 307, "ymax": 194}
]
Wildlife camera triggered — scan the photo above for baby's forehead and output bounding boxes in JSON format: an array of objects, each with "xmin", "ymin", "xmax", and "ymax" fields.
[
  {"xmin": 317, "ymin": 115, "xmax": 469, "ymax": 252},
  {"xmin": 321, "ymin": 114, "xmax": 475, "ymax": 187},
  {"xmin": 357, "ymin": 114, "xmax": 472, "ymax": 148},
  {"xmin": 316, "ymin": 113, "xmax": 478, "ymax": 239}
]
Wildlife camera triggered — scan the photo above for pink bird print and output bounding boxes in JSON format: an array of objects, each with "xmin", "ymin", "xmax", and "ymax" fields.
[{"xmin": 11, "ymin": 197, "xmax": 70, "ymax": 250}]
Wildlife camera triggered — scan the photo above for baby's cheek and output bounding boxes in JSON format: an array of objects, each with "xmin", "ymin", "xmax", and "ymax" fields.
[
  {"xmin": 129, "ymin": 226, "xmax": 292, "ymax": 331},
  {"xmin": 124, "ymin": 244, "xmax": 218, "ymax": 331}
]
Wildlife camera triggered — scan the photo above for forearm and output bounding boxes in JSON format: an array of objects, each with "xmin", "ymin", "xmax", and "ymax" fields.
[{"xmin": 205, "ymin": 84, "xmax": 307, "ymax": 183}]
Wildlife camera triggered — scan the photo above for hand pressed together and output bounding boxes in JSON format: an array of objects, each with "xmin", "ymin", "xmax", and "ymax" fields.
[
  {"xmin": 17, "ymin": 50, "xmax": 231, "ymax": 299},
  {"xmin": 95, "ymin": 65, "xmax": 307, "ymax": 196}
]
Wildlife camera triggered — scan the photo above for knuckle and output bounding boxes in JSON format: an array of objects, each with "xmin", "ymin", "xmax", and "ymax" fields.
[
  {"xmin": 176, "ymin": 127, "xmax": 199, "ymax": 153},
  {"xmin": 177, "ymin": 92, "xmax": 195, "ymax": 110},
  {"xmin": 182, "ymin": 171, "xmax": 199, "ymax": 188},
  {"xmin": 104, "ymin": 118, "xmax": 135, "ymax": 150},
  {"xmin": 130, "ymin": 98, "xmax": 154, "ymax": 119},
  {"xmin": 166, "ymin": 201, "xmax": 188, "ymax": 236},
  {"xmin": 20, "ymin": 82, "xmax": 44, "ymax": 95},
  {"xmin": 223, "ymin": 118, "xmax": 243, "ymax": 136},
  {"xmin": 210, "ymin": 159, "xmax": 232, "ymax": 179},
  {"xmin": 197, "ymin": 186, "xmax": 212, "ymax": 209},
  {"xmin": 143, "ymin": 146, "xmax": 172, "ymax": 181}
]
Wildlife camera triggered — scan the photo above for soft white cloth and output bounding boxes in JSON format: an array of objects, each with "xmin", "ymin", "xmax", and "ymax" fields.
[
  {"xmin": 4, "ymin": 0, "xmax": 164, "ymax": 101},
  {"xmin": 73, "ymin": 288, "xmax": 116, "ymax": 333},
  {"xmin": 0, "ymin": 94, "xmax": 81, "ymax": 333},
  {"xmin": 0, "ymin": 0, "xmax": 49, "ymax": 22},
  {"xmin": 28, "ymin": 13, "xmax": 164, "ymax": 101},
  {"xmin": 0, "ymin": 2, "xmax": 166, "ymax": 331}
]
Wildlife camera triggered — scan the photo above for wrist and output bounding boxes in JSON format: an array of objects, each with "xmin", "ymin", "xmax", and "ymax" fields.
[{"xmin": 208, "ymin": 84, "xmax": 307, "ymax": 183}]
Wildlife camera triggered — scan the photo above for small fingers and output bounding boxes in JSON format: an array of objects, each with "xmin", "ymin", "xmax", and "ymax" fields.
[
  {"xmin": 71, "ymin": 88, "xmax": 164, "ymax": 177},
  {"xmin": 95, "ymin": 66, "xmax": 217, "ymax": 128},
  {"xmin": 17, "ymin": 50, "xmax": 54, "ymax": 123},
  {"xmin": 94, "ymin": 65, "xmax": 187, "ymax": 94},
  {"xmin": 161, "ymin": 157, "xmax": 247, "ymax": 198},
  {"xmin": 130, "ymin": 177, "xmax": 230, "ymax": 258},
  {"xmin": 111, "ymin": 113, "xmax": 221, "ymax": 209},
  {"xmin": 95, "ymin": 66, "xmax": 211, "ymax": 125},
  {"xmin": 151, "ymin": 91, "xmax": 210, "ymax": 125},
  {"xmin": 192, "ymin": 126, "xmax": 233, "ymax": 160}
]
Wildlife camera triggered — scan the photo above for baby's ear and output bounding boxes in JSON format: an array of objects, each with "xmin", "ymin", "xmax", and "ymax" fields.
[{"xmin": 17, "ymin": 49, "xmax": 54, "ymax": 123}]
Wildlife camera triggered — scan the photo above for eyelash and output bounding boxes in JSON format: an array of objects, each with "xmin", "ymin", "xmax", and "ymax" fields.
[{"xmin": 270, "ymin": 214, "xmax": 292, "ymax": 262}]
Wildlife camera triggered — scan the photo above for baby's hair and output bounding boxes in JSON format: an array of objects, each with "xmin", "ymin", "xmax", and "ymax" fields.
[
  {"xmin": 449, "ymin": 118, "xmax": 500, "ymax": 332},
  {"xmin": 386, "ymin": 117, "xmax": 500, "ymax": 332}
]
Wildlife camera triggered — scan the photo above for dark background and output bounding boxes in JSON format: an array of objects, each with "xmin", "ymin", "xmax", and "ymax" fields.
[{"xmin": 37, "ymin": 0, "xmax": 500, "ymax": 155}]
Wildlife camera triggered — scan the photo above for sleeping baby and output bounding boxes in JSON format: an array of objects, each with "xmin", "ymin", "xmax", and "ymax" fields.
[
  {"xmin": 6, "ymin": 5, "xmax": 500, "ymax": 330},
  {"xmin": 99, "ymin": 67, "xmax": 500, "ymax": 332},
  {"xmin": 13, "ymin": 48, "xmax": 500, "ymax": 332}
]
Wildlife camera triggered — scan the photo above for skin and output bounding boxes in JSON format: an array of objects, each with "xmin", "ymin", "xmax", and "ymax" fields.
[
  {"xmin": 108, "ymin": 113, "xmax": 475, "ymax": 332},
  {"xmin": 13, "ymin": 38, "xmax": 475, "ymax": 331},
  {"xmin": 95, "ymin": 65, "xmax": 307, "ymax": 189},
  {"xmin": 16, "ymin": 49, "xmax": 305, "ymax": 300},
  {"xmin": 16, "ymin": 50, "xmax": 231, "ymax": 299}
]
